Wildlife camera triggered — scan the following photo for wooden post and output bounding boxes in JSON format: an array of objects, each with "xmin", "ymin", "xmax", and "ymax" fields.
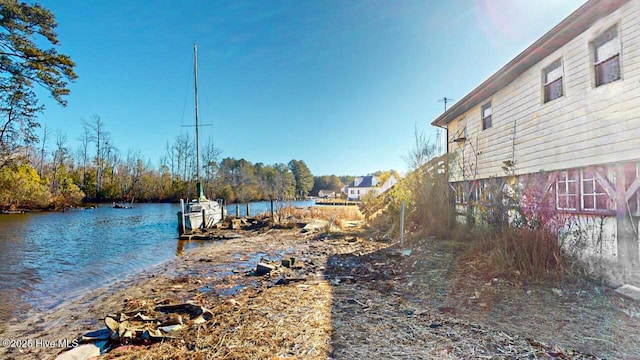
[
  {"xmin": 400, "ymin": 201, "xmax": 405, "ymax": 246},
  {"xmin": 247, "ymin": 203, "xmax": 250, "ymax": 217},
  {"xmin": 270, "ymin": 199, "xmax": 274, "ymax": 221},
  {"xmin": 615, "ymin": 164, "xmax": 638, "ymax": 268},
  {"xmin": 236, "ymin": 204, "xmax": 240, "ymax": 217},
  {"xmin": 180, "ymin": 199, "xmax": 186, "ymax": 234},
  {"xmin": 223, "ymin": 199, "xmax": 227, "ymax": 219}
]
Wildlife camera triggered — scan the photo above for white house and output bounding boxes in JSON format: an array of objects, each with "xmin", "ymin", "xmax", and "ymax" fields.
[
  {"xmin": 431, "ymin": 0, "xmax": 640, "ymax": 266},
  {"xmin": 345, "ymin": 175, "xmax": 397, "ymax": 201},
  {"xmin": 317, "ymin": 190, "xmax": 336, "ymax": 198}
]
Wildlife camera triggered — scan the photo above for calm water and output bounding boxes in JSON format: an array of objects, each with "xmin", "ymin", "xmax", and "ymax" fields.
[
  {"xmin": 0, "ymin": 200, "xmax": 315, "ymax": 324},
  {"xmin": 0, "ymin": 203, "xmax": 195, "ymax": 324},
  {"xmin": 225, "ymin": 199, "xmax": 316, "ymax": 217}
]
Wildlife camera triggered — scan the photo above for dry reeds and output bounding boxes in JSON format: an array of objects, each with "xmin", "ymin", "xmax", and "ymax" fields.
[
  {"xmin": 469, "ymin": 227, "xmax": 564, "ymax": 281},
  {"xmin": 107, "ymin": 282, "xmax": 333, "ymax": 359},
  {"xmin": 279, "ymin": 205, "xmax": 364, "ymax": 222}
]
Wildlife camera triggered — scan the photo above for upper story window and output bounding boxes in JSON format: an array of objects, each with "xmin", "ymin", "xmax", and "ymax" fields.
[
  {"xmin": 543, "ymin": 59, "xmax": 563, "ymax": 103},
  {"xmin": 481, "ymin": 102, "xmax": 492, "ymax": 130},
  {"xmin": 593, "ymin": 25, "xmax": 621, "ymax": 87}
]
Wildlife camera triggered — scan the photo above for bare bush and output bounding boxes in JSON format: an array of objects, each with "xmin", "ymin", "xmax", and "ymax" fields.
[{"xmin": 470, "ymin": 227, "xmax": 564, "ymax": 281}]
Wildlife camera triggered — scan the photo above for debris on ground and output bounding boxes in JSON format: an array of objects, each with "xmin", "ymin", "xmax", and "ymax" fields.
[
  {"xmin": 7, "ymin": 212, "xmax": 640, "ymax": 359},
  {"xmin": 55, "ymin": 302, "xmax": 213, "ymax": 359},
  {"xmin": 615, "ymin": 284, "xmax": 640, "ymax": 300}
]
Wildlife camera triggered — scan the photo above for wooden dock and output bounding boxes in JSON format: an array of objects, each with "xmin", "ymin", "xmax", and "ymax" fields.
[{"xmin": 314, "ymin": 199, "xmax": 359, "ymax": 206}]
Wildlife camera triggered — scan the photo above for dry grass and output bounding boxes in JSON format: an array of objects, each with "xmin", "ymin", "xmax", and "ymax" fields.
[
  {"xmin": 279, "ymin": 205, "xmax": 364, "ymax": 222},
  {"xmin": 467, "ymin": 227, "xmax": 564, "ymax": 281},
  {"xmin": 106, "ymin": 282, "xmax": 333, "ymax": 360},
  {"xmin": 330, "ymin": 284, "xmax": 598, "ymax": 360},
  {"xmin": 42, "ymin": 228, "xmax": 637, "ymax": 360}
]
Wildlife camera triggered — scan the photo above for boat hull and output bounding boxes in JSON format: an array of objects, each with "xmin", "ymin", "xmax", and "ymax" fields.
[{"xmin": 177, "ymin": 199, "xmax": 225, "ymax": 234}]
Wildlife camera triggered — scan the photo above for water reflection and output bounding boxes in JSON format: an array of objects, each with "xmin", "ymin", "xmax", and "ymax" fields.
[
  {"xmin": 0, "ymin": 204, "xmax": 181, "ymax": 329},
  {"xmin": 0, "ymin": 213, "xmax": 43, "ymax": 327},
  {"xmin": 0, "ymin": 199, "xmax": 317, "ymax": 332},
  {"xmin": 225, "ymin": 199, "xmax": 315, "ymax": 217}
]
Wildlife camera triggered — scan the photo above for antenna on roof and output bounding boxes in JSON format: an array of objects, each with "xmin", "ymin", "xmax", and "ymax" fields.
[
  {"xmin": 436, "ymin": 97, "xmax": 454, "ymax": 155},
  {"xmin": 437, "ymin": 97, "xmax": 454, "ymax": 112}
]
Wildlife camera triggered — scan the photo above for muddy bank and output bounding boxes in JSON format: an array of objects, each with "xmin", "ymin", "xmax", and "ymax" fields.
[
  {"xmin": 0, "ymin": 230, "xmax": 263, "ymax": 359},
  {"xmin": 2, "ymin": 224, "xmax": 639, "ymax": 359}
]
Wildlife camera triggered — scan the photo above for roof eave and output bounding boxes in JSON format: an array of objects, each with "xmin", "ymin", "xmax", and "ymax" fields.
[{"xmin": 430, "ymin": 0, "xmax": 629, "ymax": 127}]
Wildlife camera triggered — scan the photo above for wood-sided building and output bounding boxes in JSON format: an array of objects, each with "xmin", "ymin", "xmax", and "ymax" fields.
[{"xmin": 431, "ymin": 0, "xmax": 640, "ymax": 266}]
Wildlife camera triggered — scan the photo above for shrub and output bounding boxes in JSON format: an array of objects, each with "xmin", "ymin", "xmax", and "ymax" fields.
[{"xmin": 470, "ymin": 226, "xmax": 563, "ymax": 281}]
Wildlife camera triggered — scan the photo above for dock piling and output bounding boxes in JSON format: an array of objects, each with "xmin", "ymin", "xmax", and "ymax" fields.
[
  {"xmin": 270, "ymin": 199, "xmax": 274, "ymax": 221},
  {"xmin": 180, "ymin": 199, "xmax": 186, "ymax": 234}
]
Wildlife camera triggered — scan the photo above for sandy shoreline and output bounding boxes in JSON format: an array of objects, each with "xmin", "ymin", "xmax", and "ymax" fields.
[
  {"xmin": 0, "ymin": 230, "xmax": 268, "ymax": 359},
  {"xmin": 3, "ymin": 222, "xmax": 640, "ymax": 359}
]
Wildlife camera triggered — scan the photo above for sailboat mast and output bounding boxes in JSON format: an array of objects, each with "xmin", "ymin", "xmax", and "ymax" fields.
[{"xmin": 193, "ymin": 44, "xmax": 200, "ymax": 184}]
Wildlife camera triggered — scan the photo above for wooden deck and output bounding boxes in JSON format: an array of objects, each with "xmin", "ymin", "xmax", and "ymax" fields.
[{"xmin": 315, "ymin": 199, "xmax": 359, "ymax": 206}]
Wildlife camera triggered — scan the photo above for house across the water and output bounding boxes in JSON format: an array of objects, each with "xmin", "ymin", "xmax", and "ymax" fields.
[
  {"xmin": 344, "ymin": 175, "xmax": 398, "ymax": 201},
  {"xmin": 317, "ymin": 190, "xmax": 336, "ymax": 198},
  {"xmin": 431, "ymin": 0, "xmax": 640, "ymax": 267}
]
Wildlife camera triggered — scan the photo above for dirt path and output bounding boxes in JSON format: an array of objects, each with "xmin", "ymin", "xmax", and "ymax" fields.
[
  {"xmin": 326, "ymin": 236, "xmax": 640, "ymax": 359},
  {"xmin": 3, "ymin": 226, "xmax": 639, "ymax": 359}
]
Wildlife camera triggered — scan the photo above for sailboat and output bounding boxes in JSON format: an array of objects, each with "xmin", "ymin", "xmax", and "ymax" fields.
[{"xmin": 177, "ymin": 44, "xmax": 226, "ymax": 234}]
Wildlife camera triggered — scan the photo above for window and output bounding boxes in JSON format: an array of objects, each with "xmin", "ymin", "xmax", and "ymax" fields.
[
  {"xmin": 481, "ymin": 102, "xmax": 492, "ymax": 130},
  {"xmin": 350, "ymin": 190, "xmax": 354, "ymax": 195},
  {"xmin": 580, "ymin": 170, "xmax": 612, "ymax": 211},
  {"xmin": 454, "ymin": 182, "xmax": 467, "ymax": 204},
  {"xmin": 555, "ymin": 169, "xmax": 616, "ymax": 212},
  {"xmin": 556, "ymin": 170, "xmax": 578, "ymax": 210},
  {"xmin": 593, "ymin": 25, "xmax": 620, "ymax": 87},
  {"xmin": 474, "ymin": 181, "xmax": 483, "ymax": 203},
  {"xmin": 543, "ymin": 59, "xmax": 563, "ymax": 102}
]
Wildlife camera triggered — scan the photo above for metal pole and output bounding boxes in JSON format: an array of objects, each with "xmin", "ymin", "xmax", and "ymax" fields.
[
  {"xmin": 247, "ymin": 203, "xmax": 250, "ymax": 217},
  {"xmin": 236, "ymin": 204, "xmax": 240, "ymax": 217},
  {"xmin": 194, "ymin": 44, "xmax": 200, "ymax": 185},
  {"xmin": 202, "ymin": 209, "xmax": 206, "ymax": 229},
  {"xmin": 400, "ymin": 201, "xmax": 405, "ymax": 246}
]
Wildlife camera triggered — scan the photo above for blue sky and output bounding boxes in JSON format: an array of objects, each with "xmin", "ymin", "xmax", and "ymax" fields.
[{"xmin": 37, "ymin": 0, "xmax": 586, "ymax": 176}]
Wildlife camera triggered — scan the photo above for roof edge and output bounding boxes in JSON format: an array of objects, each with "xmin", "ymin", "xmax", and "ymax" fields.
[{"xmin": 431, "ymin": 0, "xmax": 629, "ymax": 127}]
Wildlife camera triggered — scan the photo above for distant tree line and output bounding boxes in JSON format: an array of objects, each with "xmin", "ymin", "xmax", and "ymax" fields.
[
  {"xmin": 0, "ymin": 2, "xmax": 398, "ymax": 210},
  {"xmin": 310, "ymin": 175, "xmax": 354, "ymax": 196},
  {"xmin": 0, "ymin": 113, "xmax": 321, "ymax": 209},
  {"xmin": 0, "ymin": 2, "xmax": 325, "ymax": 210}
]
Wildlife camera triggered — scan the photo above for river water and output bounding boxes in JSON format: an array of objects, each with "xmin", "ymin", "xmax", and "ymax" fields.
[
  {"xmin": 0, "ymin": 200, "xmax": 314, "ymax": 326},
  {"xmin": 225, "ymin": 199, "xmax": 315, "ymax": 217}
]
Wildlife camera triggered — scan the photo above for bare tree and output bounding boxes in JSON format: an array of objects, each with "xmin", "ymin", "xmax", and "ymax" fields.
[
  {"xmin": 86, "ymin": 115, "xmax": 110, "ymax": 198},
  {"xmin": 38, "ymin": 123, "xmax": 52, "ymax": 177},
  {"xmin": 201, "ymin": 136, "xmax": 221, "ymax": 196},
  {"xmin": 77, "ymin": 123, "xmax": 92, "ymax": 188},
  {"xmin": 50, "ymin": 131, "xmax": 68, "ymax": 193}
]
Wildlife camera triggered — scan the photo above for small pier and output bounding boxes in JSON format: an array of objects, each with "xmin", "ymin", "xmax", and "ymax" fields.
[{"xmin": 314, "ymin": 199, "xmax": 359, "ymax": 206}]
